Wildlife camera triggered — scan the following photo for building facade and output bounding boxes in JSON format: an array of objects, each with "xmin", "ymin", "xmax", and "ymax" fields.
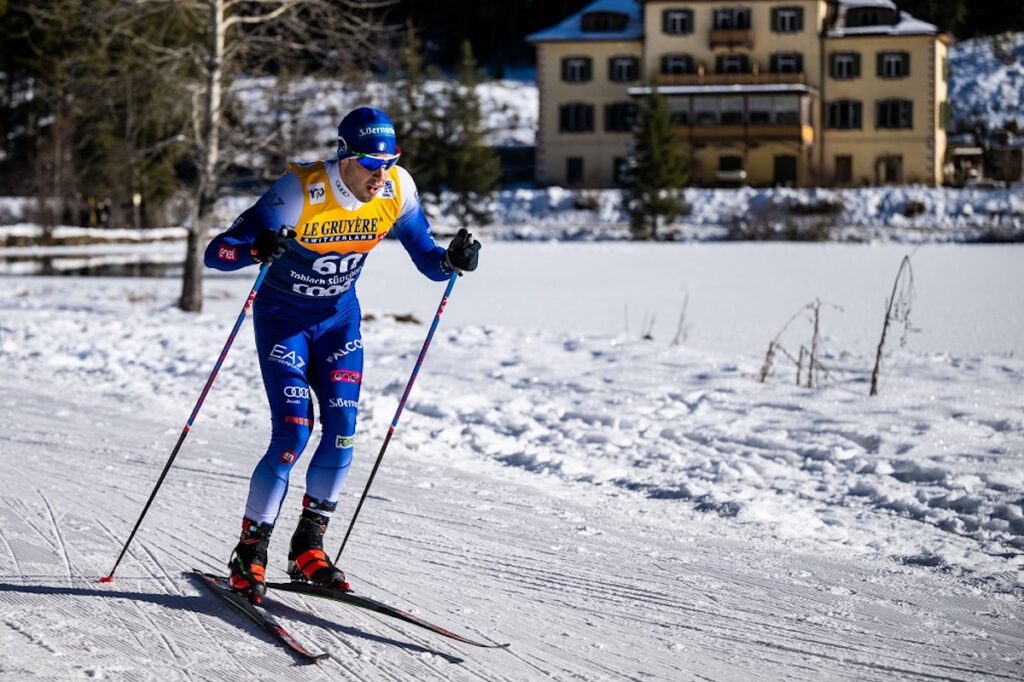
[{"xmin": 528, "ymin": 0, "xmax": 952, "ymax": 188}]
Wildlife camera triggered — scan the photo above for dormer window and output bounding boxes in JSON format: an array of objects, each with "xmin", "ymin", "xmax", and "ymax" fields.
[
  {"xmin": 845, "ymin": 6, "xmax": 899, "ymax": 28},
  {"xmin": 581, "ymin": 11, "xmax": 628, "ymax": 32}
]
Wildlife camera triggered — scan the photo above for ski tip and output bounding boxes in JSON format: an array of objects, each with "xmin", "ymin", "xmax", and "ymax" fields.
[{"xmin": 99, "ymin": 576, "xmax": 114, "ymax": 583}]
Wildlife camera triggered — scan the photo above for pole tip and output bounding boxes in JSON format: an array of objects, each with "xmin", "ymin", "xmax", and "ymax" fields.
[{"xmin": 99, "ymin": 576, "xmax": 114, "ymax": 583}]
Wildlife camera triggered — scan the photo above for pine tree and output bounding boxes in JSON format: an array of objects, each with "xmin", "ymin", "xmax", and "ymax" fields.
[
  {"xmin": 442, "ymin": 40, "xmax": 500, "ymax": 227},
  {"xmin": 389, "ymin": 19, "xmax": 448, "ymax": 201},
  {"xmin": 622, "ymin": 87, "xmax": 689, "ymax": 240}
]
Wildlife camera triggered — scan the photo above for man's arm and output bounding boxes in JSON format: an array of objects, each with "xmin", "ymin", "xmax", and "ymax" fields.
[
  {"xmin": 204, "ymin": 173, "xmax": 303, "ymax": 271},
  {"xmin": 390, "ymin": 167, "xmax": 452, "ymax": 282}
]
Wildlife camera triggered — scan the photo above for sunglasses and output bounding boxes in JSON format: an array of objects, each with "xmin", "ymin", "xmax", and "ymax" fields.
[{"xmin": 339, "ymin": 136, "xmax": 401, "ymax": 171}]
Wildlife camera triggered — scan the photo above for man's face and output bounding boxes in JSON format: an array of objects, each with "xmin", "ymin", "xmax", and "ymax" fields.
[{"xmin": 340, "ymin": 158, "xmax": 388, "ymax": 203}]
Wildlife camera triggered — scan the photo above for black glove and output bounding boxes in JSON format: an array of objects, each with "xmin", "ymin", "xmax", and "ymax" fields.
[
  {"xmin": 251, "ymin": 226, "xmax": 296, "ymax": 264},
  {"xmin": 444, "ymin": 228, "xmax": 481, "ymax": 273}
]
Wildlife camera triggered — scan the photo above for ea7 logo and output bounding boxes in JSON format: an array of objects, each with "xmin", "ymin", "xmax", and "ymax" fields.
[
  {"xmin": 269, "ymin": 344, "xmax": 306, "ymax": 369},
  {"xmin": 307, "ymin": 182, "xmax": 326, "ymax": 204}
]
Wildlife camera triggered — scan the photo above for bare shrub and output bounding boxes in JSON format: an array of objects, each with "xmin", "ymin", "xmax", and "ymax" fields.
[
  {"xmin": 870, "ymin": 254, "xmax": 915, "ymax": 396},
  {"xmin": 759, "ymin": 298, "xmax": 839, "ymax": 387},
  {"xmin": 903, "ymin": 200, "xmax": 927, "ymax": 217}
]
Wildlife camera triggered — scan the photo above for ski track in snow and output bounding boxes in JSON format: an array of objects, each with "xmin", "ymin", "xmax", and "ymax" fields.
[{"xmin": 0, "ymin": 254, "xmax": 1022, "ymax": 680}]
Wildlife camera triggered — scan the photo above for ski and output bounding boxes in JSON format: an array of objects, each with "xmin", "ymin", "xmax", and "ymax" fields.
[
  {"xmin": 266, "ymin": 580, "xmax": 509, "ymax": 649},
  {"xmin": 192, "ymin": 570, "xmax": 330, "ymax": 663}
]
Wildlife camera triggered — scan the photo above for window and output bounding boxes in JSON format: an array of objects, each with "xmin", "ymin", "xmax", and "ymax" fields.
[
  {"xmin": 774, "ymin": 156, "xmax": 797, "ymax": 186},
  {"xmin": 559, "ymin": 103, "xmax": 595, "ymax": 132},
  {"xmin": 714, "ymin": 8, "xmax": 751, "ymax": 29},
  {"xmin": 939, "ymin": 101, "xmax": 952, "ymax": 130},
  {"xmin": 715, "ymin": 54, "xmax": 751, "ymax": 74},
  {"xmin": 830, "ymin": 52, "xmax": 861, "ymax": 80},
  {"xmin": 613, "ymin": 157, "xmax": 629, "ymax": 187},
  {"xmin": 879, "ymin": 156, "xmax": 903, "ymax": 183},
  {"xmin": 663, "ymin": 9, "xmax": 694, "ymax": 34},
  {"xmin": 566, "ymin": 157, "xmax": 584, "ymax": 184},
  {"xmin": 694, "ymin": 98, "xmax": 719, "ymax": 125},
  {"xmin": 876, "ymin": 99, "xmax": 913, "ymax": 129},
  {"xmin": 846, "ymin": 7, "xmax": 898, "ymax": 28},
  {"xmin": 720, "ymin": 96, "xmax": 744, "ymax": 125},
  {"xmin": 661, "ymin": 53, "xmax": 695, "ymax": 75},
  {"xmin": 835, "ymin": 155, "xmax": 853, "ymax": 183},
  {"xmin": 608, "ymin": 56, "xmax": 639, "ymax": 83},
  {"xmin": 562, "ymin": 57, "xmax": 592, "ymax": 83},
  {"xmin": 942, "ymin": 57, "xmax": 950, "ymax": 82},
  {"xmin": 773, "ymin": 96, "xmax": 800, "ymax": 124},
  {"xmin": 581, "ymin": 11, "xmax": 628, "ymax": 32},
  {"xmin": 877, "ymin": 52, "xmax": 910, "ymax": 79},
  {"xmin": 719, "ymin": 155, "xmax": 743, "ymax": 171},
  {"xmin": 770, "ymin": 52, "xmax": 804, "ymax": 74},
  {"xmin": 605, "ymin": 102, "xmax": 638, "ymax": 132},
  {"xmin": 826, "ymin": 100, "xmax": 862, "ymax": 129},
  {"xmin": 748, "ymin": 96, "xmax": 772, "ymax": 124},
  {"xmin": 668, "ymin": 97, "xmax": 691, "ymax": 125},
  {"xmin": 772, "ymin": 7, "xmax": 804, "ymax": 33}
]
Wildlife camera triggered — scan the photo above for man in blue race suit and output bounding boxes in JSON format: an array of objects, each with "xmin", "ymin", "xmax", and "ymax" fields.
[{"xmin": 204, "ymin": 106, "xmax": 481, "ymax": 605}]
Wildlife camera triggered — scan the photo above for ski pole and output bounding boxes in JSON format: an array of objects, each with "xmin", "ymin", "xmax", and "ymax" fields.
[
  {"xmin": 335, "ymin": 271, "xmax": 459, "ymax": 563},
  {"xmin": 101, "ymin": 265, "xmax": 269, "ymax": 582}
]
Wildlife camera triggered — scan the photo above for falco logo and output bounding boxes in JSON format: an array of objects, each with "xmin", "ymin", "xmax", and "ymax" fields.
[
  {"xmin": 330, "ymin": 369, "xmax": 362, "ymax": 384},
  {"xmin": 279, "ymin": 449, "xmax": 297, "ymax": 464},
  {"xmin": 307, "ymin": 182, "xmax": 326, "ymax": 204}
]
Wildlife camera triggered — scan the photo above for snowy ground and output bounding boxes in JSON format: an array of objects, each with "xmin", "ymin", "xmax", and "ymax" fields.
[{"xmin": 0, "ymin": 242, "xmax": 1022, "ymax": 680}]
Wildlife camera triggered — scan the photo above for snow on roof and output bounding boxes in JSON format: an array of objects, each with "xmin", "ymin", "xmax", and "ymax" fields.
[
  {"xmin": 837, "ymin": 0, "xmax": 897, "ymax": 9},
  {"xmin": 828, "ymin": 10, "xmax": 938, "ymax": 38},
  {"xmin": 629, "ymin": 83, "xmax": 817, "ymax": 96},
  {"xmin": 527, "ymin": 0, "xmax": 642, "ymax": 43}
]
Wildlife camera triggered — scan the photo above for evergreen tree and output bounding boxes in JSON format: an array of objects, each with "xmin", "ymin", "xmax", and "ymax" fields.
[
  {"xmin": 442, "ymin": 40, "xmax": 500, "ymax": 227},
  {"xmin": 389, "ymin": 19, "xmax": 447, "ymax": 201},
  {"xmin": 622, "ymin": 87, "xmax": 688, "ymax": 241}
]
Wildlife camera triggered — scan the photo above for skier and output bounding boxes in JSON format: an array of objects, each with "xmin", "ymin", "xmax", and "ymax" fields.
[{"xmin": 203, "ymin": 106, "xmax": 481, "ymax": 605}]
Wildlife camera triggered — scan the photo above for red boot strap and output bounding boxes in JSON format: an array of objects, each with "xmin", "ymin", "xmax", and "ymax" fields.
[
  {"xmin": 229, "ymin": 575, "xmax": 251, "ymax": 590},
  {"xmin": 294, "ymin": 549, "xmax": 331, "ymax": 577},
  {"xmin": 250, "ymin": 564, "xmax": 266, "ymax": 581}
]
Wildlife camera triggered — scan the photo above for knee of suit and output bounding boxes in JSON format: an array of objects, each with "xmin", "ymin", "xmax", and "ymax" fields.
[{"xmin": 261, "ymin": 423, "xmax": 312, "ymax": 479}]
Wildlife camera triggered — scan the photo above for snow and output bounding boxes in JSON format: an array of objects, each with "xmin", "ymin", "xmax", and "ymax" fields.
[
  {"xmin": 1, "ymin": 242, "xmax": 1022, "ymax": 679},
  {"xmin": 949, "ymin": 33, "xmax": 1024, "ymax": 130},
  {"xmin": 526, "ymin": 0, "xmax": 643, "ymax": 43}
]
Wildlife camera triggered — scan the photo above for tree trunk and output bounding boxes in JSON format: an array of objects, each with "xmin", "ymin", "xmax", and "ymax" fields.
[{"xmin": 180, "ymin": 0, "xmax": 226, "ymax": 312}]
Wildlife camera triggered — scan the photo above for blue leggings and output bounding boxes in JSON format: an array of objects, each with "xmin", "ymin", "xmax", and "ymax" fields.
[{"xmin": 245, "ymin": 291, "xmax": 363, "ymax": 525}]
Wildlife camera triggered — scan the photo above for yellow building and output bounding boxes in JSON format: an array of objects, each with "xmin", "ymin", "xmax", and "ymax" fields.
[{"xmin": 528, "ymin": 0, "xmax": 952, "ymax": 188}]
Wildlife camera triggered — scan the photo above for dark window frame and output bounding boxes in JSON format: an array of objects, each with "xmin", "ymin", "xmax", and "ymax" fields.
[
  {"xmin": 559, "ymin": 103, "xmax": 595, "ymax": 133},
  {"xmin": 562, "ymin": 56, "xmax": 593, "ymax": 83},
  {"xmin": 835, "ymin": 155, "xmax": 853, "ymax": 183},
  {"xmin": 877, "ymin": 51, "xmax": 910, "ymax": 79},
  {"xmin": 608, "ymin": 56, "xmax": 640, "ymax": 83},
  {"xmin": 604, "ymin": 101, "xmax": 638, "ymax": 132},
  {"xmin": 876, "ymin": 99, "xmax": 913, "ymax": 129},
  {"xmin": 771, "ymin": 7, "xmax": 804, "ymax": 33},
  {"xmin": 662, "ymin": 8, "xmax": 694, "ymax": 35},
  {"xmin": 770, "ymin": 52, "xmax": 804, "ymax": 74},
  {"xmin": 713, "ymin": 7, "xmax": 752, "ymax": 30},
  {"xmin": 566, "ymin": 156, "xmax": 584, "ymax": 184},
  {"xmin": 661, "ymin": 53, "xmax": 696, "ymax": 75},
  {"xmin": 830, "ymin": 52, "xmax": 861, "ymax": 80},
  {"xmin": 715, "ymin": 53, "xmax": 751, "ymax": 74},
  {"xmin": 826, "ymin": 99, "xmax": 863, "ymax": 129},
  {"xmin": 580, "ymin": 11, "xmax": 628, "ymax": 33}
]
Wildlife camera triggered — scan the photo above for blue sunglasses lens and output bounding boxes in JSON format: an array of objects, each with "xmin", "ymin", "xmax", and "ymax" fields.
[{"xmin": 356, "ymin": 155, "xmax": 397, "ymax": 171}]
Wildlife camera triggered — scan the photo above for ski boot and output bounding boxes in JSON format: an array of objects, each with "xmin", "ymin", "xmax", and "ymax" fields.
[
  {"xmin": 228, "ymin": 518, "xmax": 273, "ymax": 605},
  {"xmin": 287, "ymin": 497, "xmax": 351, "ymax": 591}
]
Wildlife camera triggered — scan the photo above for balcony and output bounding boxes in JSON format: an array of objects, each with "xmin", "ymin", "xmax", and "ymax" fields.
[
  {"xmin": 709, "ymin": 28, "xmax": 753, "ymax": 48},
  {"xmin": 657, "ymin": 72, "xmax": 807, "ymax": 87}
]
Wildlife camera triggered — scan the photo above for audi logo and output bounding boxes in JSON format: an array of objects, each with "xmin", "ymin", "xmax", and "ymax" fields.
[{"xmin": 283, "ymin": 386, "xmax": 310, "ymax": 399}]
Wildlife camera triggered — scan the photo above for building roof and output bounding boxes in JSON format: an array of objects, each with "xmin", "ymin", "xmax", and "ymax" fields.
[
  {"xmin": 527, "ymin": 0, "xmax": 642, "ymax": 43},
  {"xmin": 828, "ymin": 3, "xmax": 939, "ymax": 38}
]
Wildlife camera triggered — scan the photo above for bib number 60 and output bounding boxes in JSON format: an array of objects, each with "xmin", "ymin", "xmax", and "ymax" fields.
[{"xmin": 312, "ymin": 253, "xmax": 363, "ymax": 276}]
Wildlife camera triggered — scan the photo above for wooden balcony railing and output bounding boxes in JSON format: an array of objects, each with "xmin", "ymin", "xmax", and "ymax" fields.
[
  {"xmin": 709, "ymin": 28, "xmax": 753, "ymax": 48},
  {"xmin": 656, "ymin": 72, "xmax": 807, "ymax": 87}
]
